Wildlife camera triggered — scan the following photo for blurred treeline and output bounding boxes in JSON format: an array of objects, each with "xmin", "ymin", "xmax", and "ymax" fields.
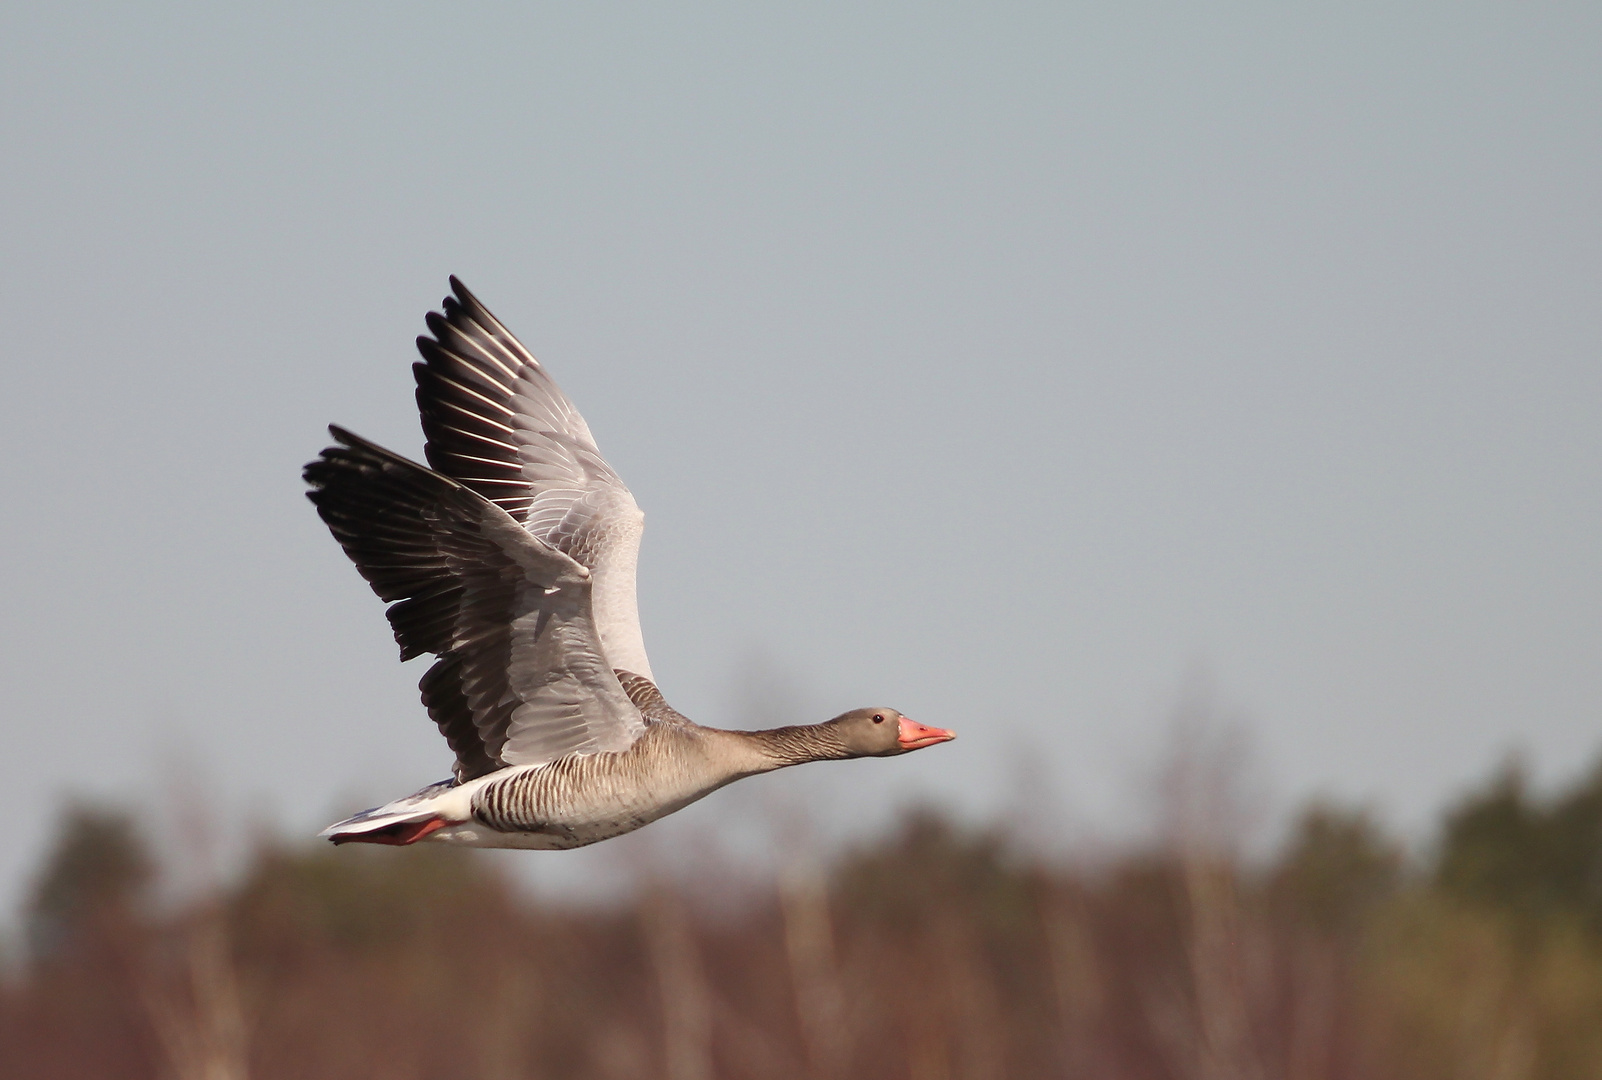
[{"xmin": 7, "ymin": 756, "xmax": 1602, "ymax": 1080}]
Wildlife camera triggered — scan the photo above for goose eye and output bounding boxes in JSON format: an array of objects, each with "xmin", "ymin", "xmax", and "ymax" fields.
[{"xmin": 873, "ymin": 713, "xmax": 884, "ymax": 723}]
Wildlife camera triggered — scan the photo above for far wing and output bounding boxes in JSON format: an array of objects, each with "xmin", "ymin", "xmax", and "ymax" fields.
[
  {"xmin": 304, "ymin": 427, "xmax": 645, "ymax": 780},
  {"xmin": 413, "ymin": 278, "xmax": 653, "ymax": 680}
]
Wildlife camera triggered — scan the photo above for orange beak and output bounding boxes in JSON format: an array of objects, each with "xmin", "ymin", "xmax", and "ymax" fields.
[{"xmin": 897, "ymin": 716, "xmax": 956, "ymax": 751}]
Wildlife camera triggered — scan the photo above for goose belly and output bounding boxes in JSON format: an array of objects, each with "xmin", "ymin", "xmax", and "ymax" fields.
[{"xmin": 435, "ymin": 753, "xmax": 730, "ymax": 850}]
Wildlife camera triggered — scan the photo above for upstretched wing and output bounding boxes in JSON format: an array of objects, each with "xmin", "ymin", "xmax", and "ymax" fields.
[
  {"xmin": 412, "ymin": 277, "xmax": 653, "ymax": 682},
  {"xmin": 304, "ymin": 427, "xmax": 646, "ymax": 781}
]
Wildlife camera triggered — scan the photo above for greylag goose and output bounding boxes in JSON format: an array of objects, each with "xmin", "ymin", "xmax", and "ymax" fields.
[{"xmin": 306, "ymin": 278, "xmax": 954, "ymax": 849}]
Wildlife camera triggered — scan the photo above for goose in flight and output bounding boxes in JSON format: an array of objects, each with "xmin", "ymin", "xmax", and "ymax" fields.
[{"xmin": 306, "ymin": 278, "xmax": 954, "ymax": 848}]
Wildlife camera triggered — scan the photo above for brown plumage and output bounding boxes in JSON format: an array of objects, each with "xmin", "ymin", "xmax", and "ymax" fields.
[{"xmin": 308, "ymin": 279, "xmax": 954, "ymax": 849}]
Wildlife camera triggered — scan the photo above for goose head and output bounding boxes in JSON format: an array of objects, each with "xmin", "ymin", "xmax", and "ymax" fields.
[{"xmin": 831, "ymin": 708, "xmax": 955, "ymax": 756}]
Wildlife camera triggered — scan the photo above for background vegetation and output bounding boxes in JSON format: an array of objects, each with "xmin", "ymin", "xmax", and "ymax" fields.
[{"xmin": 6, "ymin": 752, "xmax": 1602, "ymax": 1080}]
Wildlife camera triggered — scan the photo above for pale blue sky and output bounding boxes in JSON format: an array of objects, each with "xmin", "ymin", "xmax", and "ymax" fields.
[{"xmin": 2, "ymin": 2, "xmax": 1598, "ymax": 916}]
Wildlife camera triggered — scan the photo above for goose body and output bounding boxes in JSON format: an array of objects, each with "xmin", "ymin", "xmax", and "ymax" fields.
[{"xmin": 308, "ymin": 279, "xmax": 953, "ymax": 850}]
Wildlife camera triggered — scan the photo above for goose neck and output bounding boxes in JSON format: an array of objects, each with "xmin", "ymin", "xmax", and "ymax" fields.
[{"xmin": 739, "ymin": 724, "xmax": 853, "ymax": 770}]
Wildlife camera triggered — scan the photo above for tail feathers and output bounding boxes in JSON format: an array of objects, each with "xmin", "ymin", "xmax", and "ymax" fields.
[
  {"xmin": 320, "ymin": 780, "xmax": 457, "ymax": 846},
  {"xmin": 326, "ymin": 816, "xmax": 447, "ymax": 846}
]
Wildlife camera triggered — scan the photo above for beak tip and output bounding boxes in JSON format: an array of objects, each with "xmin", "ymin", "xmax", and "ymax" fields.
[{"xmin": 896, "ymin": 716, "xmax": 957, "ymax": 751}]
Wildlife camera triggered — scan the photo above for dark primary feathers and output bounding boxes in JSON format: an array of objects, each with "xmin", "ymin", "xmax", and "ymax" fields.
[
  {"xmin": 304, "ymin": 428, "xmax": 643, "ymax": 781},
  {"xmin": 415, "ymin": 277, "xmax": 634, "ymax": 569}
]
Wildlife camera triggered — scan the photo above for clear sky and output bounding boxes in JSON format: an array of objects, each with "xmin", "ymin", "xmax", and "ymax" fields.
[{"xmin": 1, "ymin": 2, "xmax": 1598, "ymax": 918}]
